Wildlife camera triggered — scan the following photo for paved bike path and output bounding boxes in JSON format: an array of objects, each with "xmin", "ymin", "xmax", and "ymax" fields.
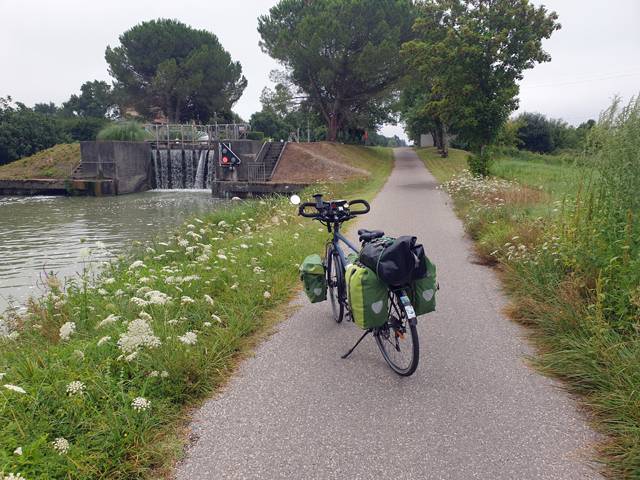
[{"xmin": 175, "ymin": 148, "xmax": 600, "ymax": 479}]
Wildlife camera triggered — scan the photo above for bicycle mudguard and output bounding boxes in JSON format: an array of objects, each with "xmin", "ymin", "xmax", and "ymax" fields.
[{"xmin": 398, "ymin": 292, "xmax": 418, "ymax": 326}]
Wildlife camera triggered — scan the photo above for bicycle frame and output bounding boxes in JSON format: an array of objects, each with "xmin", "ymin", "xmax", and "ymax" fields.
[{"xmin": 329, "ymin": 221, "xmax": 360, "ymax": 266}]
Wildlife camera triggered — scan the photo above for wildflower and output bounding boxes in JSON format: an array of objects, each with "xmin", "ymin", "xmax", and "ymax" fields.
[
  {"xmin": 117, "ymin": 319, "xmax": 161, "ymax": 353},
  {"xmin": 97, "ymin": 336, "xmax": 111, "ymax": 346},
  {"xmin": 0, "ymin": 373, "xmax": 5, "ymax": 380},
  {"xmin": 130, "ymin": 297, "xmax": 148, "ymax": 307},
  {"xmin": 124, "ymin": 352, "xmax": 138, "ymax": 362},
  {"xmin": 97, "ymin": 314, "xmax": 119, "ymax": 328},
  {"xmin": 160, "ymin": 371, "xmax": 169, "ymax": 378},
  {"xmin": 2, "ymin": 473, "xmax": 27, "ymax": 479},
  {"xmin": 97, "ymin": 288, "xmax": 108, "ymax": 296},
  {"xmin": 167, "ymin": 319, "xmax": 179, "ymax": 326},
  {"xmin": 3, "ymin": 384, "xmax": 25, "ymax": 394},
  {"xmin": 114, "ymin": 289, "xmax": 125, "ymax": 297},
  {"xmin": 139, "ymin": 311, "xmax": 152, "ymax": 322},
  {"xmin": 13, "ymin": 447, "xmax": 22, "ymax": 456},
  {"xmin": 149, "ymin": 370, "xmax": 160, "ymax": 377},
  {"xmin": 129, "ymin": 260, "xmax": 145, "ymax": 270},
  {"xmin": 181, "ymin": 296, "xmax": 195, "ymax": 305},
  {"xmin": 204, "ymin": 294, "xmax": 214, "ymax": 305},
  {"xmin": 217, "ymin": 254, "xmax": 227, "ymax": 260},
  {"xmin": 132, "ymin": 397, "xmax": 151, "ymax": 412},
  {"xmin": 7, "ymin": 331, "xmax": 19, "ymax": 341},
  {"xmin": 59, "ymin": 322, "xmax": 76, "ymax": 341},
  {"xmin": 230, "ymin": 283, "xmax": 238, "ymax": 290},
  {"xmin": 73, "ymin": 350, "xmax": 85, "ymax": 360},
  {"xmin": 240, "ymin": 244, "xmax": 249, "ymax": 249},
  {"xmin": 52, "ymin": 437, "xmax": 70, "ymax": 454},
  {"xmin": 145, "ymin": 290, "xmax": 170, "ymax": 305},
  {"xmin": 203, "ymin": 322, "xmax": 212, "ymax": 327},
  {"xmin": 263, "ymin": 291, "xmax": 272, "ymax": 299},
  {"xmin": 178, "ymin": 239, "xmax": 189, "ymax": 248},
  {"xmin": 178, "ymin": 331, "xmax": 198, "ymax": 345},
  {"xmin": 66, "ymin": 381, "xmax": 86, "ymax": 396},
  {"xmin": 104, "ymin": 277, "xmax": 116, "ymax": 285},
  {"xmin": 79, "ymin": 247, "xmax": 91, "ymax": 258}
]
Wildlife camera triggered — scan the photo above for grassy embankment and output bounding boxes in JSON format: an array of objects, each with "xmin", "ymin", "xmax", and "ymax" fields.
[
  {"xmin": 0, "ymin": 144, "xmax": 80, "ymax": 180},
  {"xmin": 417, "ymin": 101, "xmax": 640, "ymax": 479},
  {"xmin": 0, "ymin": 145, "xmax": 393, "ymax": 479}
]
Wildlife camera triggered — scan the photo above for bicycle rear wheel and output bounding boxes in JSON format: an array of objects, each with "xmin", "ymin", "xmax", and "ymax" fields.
[
  {"xmin": 326, "ymin": 244, "xmax": 345, "ymax": 323},
  {"xmin": 374, "ymin": 293, "xmax": 419, "ymax": 376}
]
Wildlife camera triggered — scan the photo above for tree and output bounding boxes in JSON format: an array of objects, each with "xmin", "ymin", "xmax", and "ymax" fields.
[
  {"xmin": 0, "ymin": 97, "xmax": 69, "ymax": 164},
  {"xmin": 403, "ymin": 0, "xmax": 560, "ymax": 156},
  {"xmin": 33, "ymin": 102, "xmax": 60, "ymax": 116},
  {"xmin": 258, "ymin": 0, "xmax": 415, "ymax": 141},
  {"xmin": 105, "ymin": 19, "xmax": 247, "ymax": 123},
  {"xmin": 62, "ymin": 80, "xmax": 118, "ymax": 118}
]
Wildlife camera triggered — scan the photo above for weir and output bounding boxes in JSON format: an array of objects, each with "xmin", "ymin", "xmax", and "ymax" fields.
[{"xmin": 151, "ymin": 147, "xmax": 216, "ymax": 190}]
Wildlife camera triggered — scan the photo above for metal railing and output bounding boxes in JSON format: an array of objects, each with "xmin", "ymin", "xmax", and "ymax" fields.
[
  {"xmin": 247, "ymin": 164, "xmax": 268, "ymax": 183},
  {"xmin": 144, "ymin": 123, "xmax": 251, "ymax": 148}
]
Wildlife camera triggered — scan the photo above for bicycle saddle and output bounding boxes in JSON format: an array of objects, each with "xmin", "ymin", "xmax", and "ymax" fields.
[{"xmin": 358, "ymin": 229, "xmax": 385, "ymax": 243}]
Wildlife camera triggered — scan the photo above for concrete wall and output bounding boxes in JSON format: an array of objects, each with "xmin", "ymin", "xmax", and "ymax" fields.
[
  {"xmin": 80, "ymin": 141, "xmax": 152, "ymax": 194},
  {"xmin": 214, "ymin": 140, "xmax": 265, "ymax": 182}
]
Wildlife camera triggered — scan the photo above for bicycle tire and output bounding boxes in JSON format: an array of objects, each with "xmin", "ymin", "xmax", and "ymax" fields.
[
  {"xmin": 374, "ymin": 293, "xmax": 420, "ymax": 376},
  {"xmin": 326, "ymin": 244, "xmax": 345, "ymax": 323}
]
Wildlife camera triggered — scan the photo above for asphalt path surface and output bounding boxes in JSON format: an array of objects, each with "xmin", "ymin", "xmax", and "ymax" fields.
[{"xmin": 175, "ymin": 148, "xmax": 601, "ymax": 479}]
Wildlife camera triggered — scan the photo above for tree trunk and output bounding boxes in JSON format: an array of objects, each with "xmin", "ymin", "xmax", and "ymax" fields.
[
  {"xmin": 327, "ymin": 114, "xmax": 339, "ymax": 142},
  {"xmin": 440, "ymin": 123, "xmax": 449, "ymax": 158}
]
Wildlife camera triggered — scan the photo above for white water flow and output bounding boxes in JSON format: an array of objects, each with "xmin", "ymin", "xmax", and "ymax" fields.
[
  {"xmin": 153, "ymin": 149, "xmax": 214, "ymax": 190},
  {"xmin": 194, "ymin": 150, "xmax": 207, "ymax": 189}
]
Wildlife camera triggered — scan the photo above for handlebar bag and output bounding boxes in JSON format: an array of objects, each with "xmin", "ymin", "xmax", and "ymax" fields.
[
  {"xmin": 345, "ymin": 263, "xmax": 389, "ymax": 329},
  {"xmin": 409, "ymin": 255, "xmax": 437, "ymax": 315},
  {"xmin": 359, "ymin": 236, "xmax": 426, "ymax": 286},
  {"xmin": 300, "ymin": 254, "xmax": 327, "ymax": 303}
]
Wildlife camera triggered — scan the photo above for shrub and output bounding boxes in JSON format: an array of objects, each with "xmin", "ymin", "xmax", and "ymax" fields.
[
  {"xmin": 467, "ymin": 150, "xmax": 492, "ymax": 176},
  {"xmin": 96, "ymin": 121, "xmax": 150, "ymax": 141},
  {"xmin": 246, "ymin": 131, "xmax": 265, "ymax": 141},
  {"xmin": 60, "ymin": 117, "xmax": 111, "ymax": 141}
]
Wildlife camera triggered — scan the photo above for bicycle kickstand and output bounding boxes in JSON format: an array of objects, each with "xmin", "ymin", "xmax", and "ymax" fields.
[{"xmin": 341, "ymin": 329, "xmax": 372, "ymax": 359}]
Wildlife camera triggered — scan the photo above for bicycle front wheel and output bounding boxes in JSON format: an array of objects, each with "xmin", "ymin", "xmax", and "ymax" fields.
[
  {"xmin": 374, "ymin": 293, "xmax": 419, "ymax": 376},
  {"xmin": 326, "ymin": 244, "xmax": 345, "ymax": 323}
]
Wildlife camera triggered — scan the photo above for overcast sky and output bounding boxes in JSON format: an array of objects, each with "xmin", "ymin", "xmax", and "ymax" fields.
[{"xmin": 1, "ymin": 0, "xmax": 639, "ymax": 140}]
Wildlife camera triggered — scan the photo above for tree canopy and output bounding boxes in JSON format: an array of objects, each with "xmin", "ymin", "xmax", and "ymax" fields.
[
  {"xmin": 402, "ymin": 0, "xmax": 560, "ymax": 154},
  {"xmin": 62, "ymin": 80, "xmax": 118, "ymax": 118},
  {"xmin": 105, "ymin": 19, "xmax": 247, "ymax": 123},
  {"xmin": 258, "ymin": 0, "xmax": 415, "ymax": 141}
]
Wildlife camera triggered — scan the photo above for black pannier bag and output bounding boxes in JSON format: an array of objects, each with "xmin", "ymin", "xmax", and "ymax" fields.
[{"xmin": 359, "ymin": 235, "xmax": 427, "ymax": 286}]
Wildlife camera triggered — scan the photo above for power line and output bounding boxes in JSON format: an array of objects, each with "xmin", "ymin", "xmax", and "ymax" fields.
[{"xmin": 522, "ymin": 70, "xmax": 640, "ymax": 89}]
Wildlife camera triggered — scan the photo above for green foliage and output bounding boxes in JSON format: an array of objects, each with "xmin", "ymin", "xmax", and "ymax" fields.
[
  {"xmin": 467, "ymin": 150, "xmax": 492, "ymax": 176},
  {"xmin": 250, "ymin": 109, "xmax": 292, "ymax": 141},
  {"xmin": 105, "ymin": 19, "xmax": 247, "ymax": 122},
  {"xmin": 96, "ymin": 122, "xmax": 150, "ymax": 141},
  {"xmin": 62, "ymin": 80, "xmax": 118, "ymax": 119},
  {"xmin": 258, "ymin": 0, "xmax": 415, "ymax": 141},
  {"xmin": 60, "ymin": 117, "xmax": 111, "ymax": 141},
  {"xmin": 514, "ymin": 112, "xmax": 596, "ymax": 153},
  {"xmin": 246, "ymin": 131, "xmax": 265, "ymax": 141},
  {"xmin": 0, "ymin": 97, "xmax": 69, "ymax": 164},
  {"xmin": 403, "ymin": 0, "xmax": 560, "ymax": 152}
]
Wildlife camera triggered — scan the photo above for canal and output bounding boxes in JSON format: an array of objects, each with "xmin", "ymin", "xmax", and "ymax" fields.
[{"xmin": 0, "ymin": 190, "xmax": 221, "ymax": 315}]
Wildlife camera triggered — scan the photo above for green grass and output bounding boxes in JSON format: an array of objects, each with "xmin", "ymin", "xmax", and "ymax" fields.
[
  {"xmin": 421, "ymin": 99, "xmax": 640, "ymax": 478},
  {"xmin": 0, "ymin": 144, "xmax": 80, "ymax": 180},
  {"xmin": 414, "ymin": 147, "xmax": 469, "ymax": 183},
  {"xmin": 0, "ymin": 146, "xmax": 393, "ymax": 479}
]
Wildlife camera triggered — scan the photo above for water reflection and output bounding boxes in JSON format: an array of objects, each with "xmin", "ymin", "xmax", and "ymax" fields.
[{"xmin": 0, "ymin": 191, "xmax": 220, "ymax": 311}]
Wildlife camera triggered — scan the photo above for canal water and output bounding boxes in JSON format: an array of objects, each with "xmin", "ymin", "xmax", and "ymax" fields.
[{"xmin": 0, "ymin": 190, "xmax": 220, "ymax": 315}]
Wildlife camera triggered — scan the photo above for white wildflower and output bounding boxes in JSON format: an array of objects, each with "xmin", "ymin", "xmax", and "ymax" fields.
[
  {"xmin": 97, "ymin": 336, "xmax": 111, "ymax": 346},
  {"xmin": 130, "ymin": 297, "xmax": 148, "ymax": 307},
  {"xmin": 132, "ymin": 397, "xmax": 151, "ymax": 412},
  {"xmin": 149, "ymin": 370, "xmax": 159, "ymax": 377},
  {"xmin": 7, "ymin": 331, "xmax": 19, "ymax": 341},
  {"xmin": 104, "ymin": 277, "xmax": 116, "ymax": 285},
  {"xmin": 230, "ymin": 283, "xmax": 238, "ymax": 290},
  {"xmin": 79, "ymin": 247, "xmax": 91, "ymax": 258},
  {"xmin": 167, "ymin": 319, "xmax": 179, "ymax": 326},
  {"xmin": 13, "ymin": 446, "xmax": 22, "ymax": 456},
  {"xmin": 97, "ymin": 288, "xmax": 108, "ymax": 296},
  {"xmin": 160, "ymin": 371, "xmax": 169, "ymax": 378},
  {"xmin": 138, "ymin": 311, "xmax": 152, "ymax": 322},
  {"xmin": 124, "ymin": 352, "xmax": 138, "ymax": 362},
  {"xmin": 211, "ymin": 314, "xmax": 222, "ymax": 323},
  {"xmin": 114, "ymin": 289, "xmax": 125, "ymax": 297},
  {"xmin": 203, "ymin": 294, "xmax": 214, "ymax": 305},
  {"xmin": 203, "ymin": 322, "xmax": 212, "ymax": 327},
  {"xmin": 97, "ymin": 314, "xmax": 119, "ymax": 328},
  {"xmin": 217, "ymin": 254, "xmax": 227, "ymax": 260},
  {"xmin": 66, "ymin": 381, "xmax": 85, "ymax": 396},
  {"xmin": 3, "ymin": 472, "xmax": 27, "ymax": 479},
  {"xmin": 145, "ymin": 290, "xmax": 170, "ymax": 305},
  {"xmin": 178, "ymin": 331, "xmax": 198, "ymax": 345},
  {"xmin": 59, "ymin": 322, "xmax": 76, "ymax": 341},
  {"xmin": 129, "ymin": 260, "xmax": 145, "ymax": 270},
  {"xmin": 181, "ymin": 296, "xmax": 195, "ymax": 305},
  {"xmin": 117, "ymin": 318, "xmax": 161, "ymax": 353},
  {"xmin": 263, "ymin": 291, "xmax": 272, "ymax": 299},
  {"xmin": 3, "ymin": 384, "xmax": 26, "ymax": 394},
  {"xmin": 52, "ymin": 437, "xmax": 70, "ymax": 454},
  {"xmin": 178, "ymin": 239, "xmax": 189, "ymax": 248},
  {"xmin": 73, "ymin": 350, "xmax": 84, "ymax": 360}
]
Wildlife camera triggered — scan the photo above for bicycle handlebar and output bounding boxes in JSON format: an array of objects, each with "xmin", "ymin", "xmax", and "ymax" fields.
[{"xmin": 297, "ymin": 196, "xmax": 370, "ymax": 221}]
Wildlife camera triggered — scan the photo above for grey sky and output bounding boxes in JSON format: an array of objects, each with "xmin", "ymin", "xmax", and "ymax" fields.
[{"xmin": 1, "ymin": 0, "xmax": 639, "ymax": 140}]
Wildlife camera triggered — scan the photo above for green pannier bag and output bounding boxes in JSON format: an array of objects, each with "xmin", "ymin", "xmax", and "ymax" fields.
[
  {"xmin": 409, "ymin": 256, "xmax": 437, "ymax": 316},
  {"xmin": 345, "ymin": 263, "xmax": 389, "ymax": 329},
  {"xmin": 300, "ymin": 254, "xmax": 327, "ymax": 303}
]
